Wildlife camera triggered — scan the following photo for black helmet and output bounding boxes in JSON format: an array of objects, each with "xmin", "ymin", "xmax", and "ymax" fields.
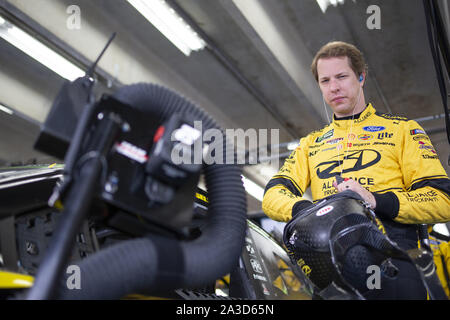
[
  {"xmin": 283, "ymin": 191, "xmax": 448, "ymax": 300},
  {"xmin": 283, "ymin": 191, "xmax": 389, "ymax": 297}
]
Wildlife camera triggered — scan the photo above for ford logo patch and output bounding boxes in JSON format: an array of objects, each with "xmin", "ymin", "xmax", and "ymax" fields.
[{"xmin": 363, "ymin": 126, "xmax": 385, "ymax": 132}]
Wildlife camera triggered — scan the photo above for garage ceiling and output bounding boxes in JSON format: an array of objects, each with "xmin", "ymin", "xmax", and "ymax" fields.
[{"xmin": 0, "ymin": 0, "xmax": 449, "ymax": 211}]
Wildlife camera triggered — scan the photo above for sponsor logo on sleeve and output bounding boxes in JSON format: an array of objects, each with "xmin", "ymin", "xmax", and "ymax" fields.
[
  {"xmin": 410, "ymin": 128, "xmax": 426, "ymax": 135},
  {"xmin": 422, "ymin": 154, "xmax": 439, "ymax": 159},
  {"xmin": 403, "ymin": 190, "xmax": 438, "ymax": 203},
  {"xmin": 418, "ymin": 141, "xmax": 436, "ymax": 154},
  {"xmin": 413, "ymin": 135, "xmax": 430, "ymax": 141}
]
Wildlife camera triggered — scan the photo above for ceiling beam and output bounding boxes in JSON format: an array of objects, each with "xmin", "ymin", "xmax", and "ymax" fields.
[{"xmin": 223, "ymin": 0, "xmax": 327, "ymax": 127}]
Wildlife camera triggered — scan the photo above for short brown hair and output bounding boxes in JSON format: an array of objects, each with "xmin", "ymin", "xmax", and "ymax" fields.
[{"xmin": 311, "ymin": 41, "xmax": 368, "ymax": 81}]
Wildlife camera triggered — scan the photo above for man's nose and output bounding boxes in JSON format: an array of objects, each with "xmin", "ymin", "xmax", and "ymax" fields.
[{"xmin": 330, "ymin": 79, "xmax": 340, "ymax": 92}]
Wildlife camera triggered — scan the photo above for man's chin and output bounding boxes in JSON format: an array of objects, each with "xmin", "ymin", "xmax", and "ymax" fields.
[{"xmin": 331, "ymin": 106, "xmax": 352, "ymax": 118}]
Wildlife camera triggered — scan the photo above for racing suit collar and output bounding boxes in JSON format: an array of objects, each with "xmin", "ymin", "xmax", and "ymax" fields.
[{"xmin": 332, "ymin": 103, "xmax": 375, "ymax": 130}]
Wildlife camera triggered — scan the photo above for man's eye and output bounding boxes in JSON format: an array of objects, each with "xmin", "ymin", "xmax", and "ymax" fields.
[
  {"xmin": 338, "ymin": 75, "xmax": 347, "ymax": 78},
  {"xmin": 321, "ymin": 79, "xmax": 329, "ymax": 83}
]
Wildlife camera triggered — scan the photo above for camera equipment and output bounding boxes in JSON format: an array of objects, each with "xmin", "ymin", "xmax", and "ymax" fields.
[
  {"xmin": 34, "ymin": 33, "xmax": 117, "ymax": 160},
  {"xmin": 26, "ymin": 74, "xmax": 247, "ymax": 299}
]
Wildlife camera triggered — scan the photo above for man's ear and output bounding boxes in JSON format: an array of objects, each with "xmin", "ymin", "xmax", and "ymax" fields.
[{"xmin": 359, "ymin": 72, "xmax": 366, "ymax": 86}]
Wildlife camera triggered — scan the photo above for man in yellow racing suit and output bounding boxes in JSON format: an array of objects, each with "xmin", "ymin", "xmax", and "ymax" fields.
[
  {"xmin": 262, "ymin": 41, "xmax": 450, "ymax": 299},
  {"xmin": 263, "ymin": 102, "xmax": 450, "ymax": 225}
]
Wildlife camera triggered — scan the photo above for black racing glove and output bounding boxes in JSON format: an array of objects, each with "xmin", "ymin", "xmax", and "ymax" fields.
[
  {"xmin": 372, "ymin": 192, "xmax": 399, "ymax": 220},
  {"xmin": 291, "ymin": 200, "xmax": 314, "ymax": 219}
]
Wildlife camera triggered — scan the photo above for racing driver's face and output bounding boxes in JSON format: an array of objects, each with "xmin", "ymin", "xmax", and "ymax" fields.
[{"xmin": 317, "ymin": 56, "xmax": 366, "ymax": 118}]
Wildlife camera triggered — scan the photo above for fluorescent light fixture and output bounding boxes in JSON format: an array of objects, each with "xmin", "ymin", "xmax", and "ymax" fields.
[
  {"xmin": 242, "ymin": 175, "xmax": 264, "ymax": 202},
  {"xmin": 0, "ymin": 103, "xmax": 13, "ymax": 115},
  {"xmin": 434, "ymin": 223, "xmax": 450, "ymax": 237},
  {"xmin": 258, "ymin": 165, "xmax": 278, "ymax": 179},
  {"xmin": 0, "ymin": 15, "xmax": 85, "ymax": 81},
  {"xmin": 215, "ymin": 288, "xmax": 228, "ymax": 297},
  {"xmin": 316, "ymin": 0, "xmax": 346, "ymax": 13},
  {"xmin": 287, "ymin": 141, "xmax": 299, "ymax": 150},
  {"xmin": 127, "ymin": 0, "xmax": 206, "ymax": 56}
]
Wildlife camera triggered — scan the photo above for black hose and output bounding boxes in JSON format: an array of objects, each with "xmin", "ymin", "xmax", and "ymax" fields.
[{"xmin": 55, "ymin": 83, "xmax": 247, "ymax": 299}]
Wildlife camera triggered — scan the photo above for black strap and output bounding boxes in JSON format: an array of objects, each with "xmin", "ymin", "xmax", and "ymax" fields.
[
  {"xmin": 330, "ymin": 223, "xmax": 448, "ymax": 300},
  {"xmin": 440, "ymin": 254, "xmax": 450, "ymax": 296}
]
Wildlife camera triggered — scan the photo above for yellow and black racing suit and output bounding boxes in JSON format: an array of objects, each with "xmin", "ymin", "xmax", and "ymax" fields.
[
  {"xmin": 262, "ymin": 103, "xmax": 450, "ymax": 299},
  {"xmin": 263, "ymin": 103, "xmax": 450, "ymax": 226}
]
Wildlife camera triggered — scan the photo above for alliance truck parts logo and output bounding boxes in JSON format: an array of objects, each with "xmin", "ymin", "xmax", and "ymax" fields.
[
  {"xmin": 315, "ymin": 149, "xmax": 381, "ymax": 179},
  {"xmin": 402, "ymin": 190, "xmax": 439, "ymax": 203}
]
